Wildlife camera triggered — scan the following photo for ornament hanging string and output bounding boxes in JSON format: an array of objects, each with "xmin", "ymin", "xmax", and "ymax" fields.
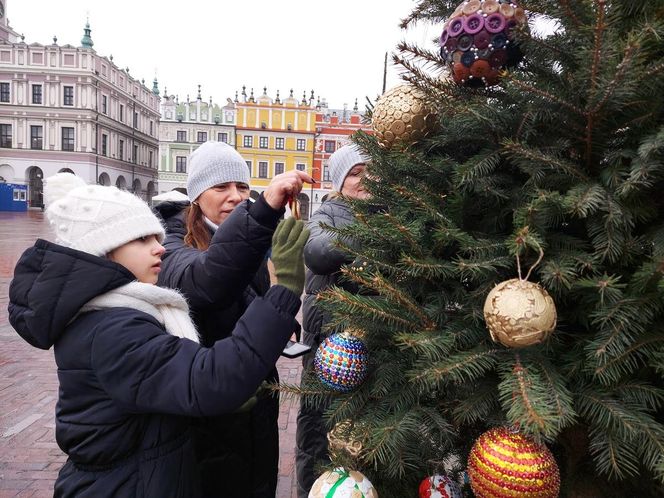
[
  {"xmin": 288, "ymin": 194, "xmax": 300, "ymax": 220},
  {"xmin": 516, "ymin": 246, "xmax": 544, "ymax": 282}
]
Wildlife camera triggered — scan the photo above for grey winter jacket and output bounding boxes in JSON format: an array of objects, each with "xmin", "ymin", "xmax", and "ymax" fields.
[{"xmin": 301, "ymin": 197, "xmax": 358, "ymax": 348}]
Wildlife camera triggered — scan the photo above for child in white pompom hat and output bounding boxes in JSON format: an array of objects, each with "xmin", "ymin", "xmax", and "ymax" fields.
[{"xmin": 8, "ymin": 173, "xmax": 309, "ymax": 498}]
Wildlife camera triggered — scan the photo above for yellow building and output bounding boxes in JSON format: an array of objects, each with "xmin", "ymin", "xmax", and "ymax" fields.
[{"xmin": 235, "ymin": 88, "xmax": 316, "ymax": 215}]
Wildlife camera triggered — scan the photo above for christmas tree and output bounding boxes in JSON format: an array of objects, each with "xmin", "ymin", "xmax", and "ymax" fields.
[{"xmin": 292, "ymin": 1, "xmax": 664, "ymax": 496}]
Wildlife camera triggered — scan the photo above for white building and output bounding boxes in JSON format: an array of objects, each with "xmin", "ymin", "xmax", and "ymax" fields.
[{"xmin": 0, "ymin": 1, "xmax": 160, "ymax": 206}]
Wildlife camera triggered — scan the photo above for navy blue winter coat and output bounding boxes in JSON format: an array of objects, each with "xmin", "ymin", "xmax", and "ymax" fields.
[
  {"xmin": 156, "ymin": 195, "xmax": 286, "ymax": 498},
  {"xmin": 8, "ymin": 239, "xmax": 300, "ymax": 498}
]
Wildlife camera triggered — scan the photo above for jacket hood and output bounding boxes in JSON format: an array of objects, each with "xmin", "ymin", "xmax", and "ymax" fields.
[
  {"xmin": 154, "ymin": 201, "xmax": 188, "ymax": 236},
  {"xmin": 8, "ymin": 239, "xmax": 135, "ymax": 350}
]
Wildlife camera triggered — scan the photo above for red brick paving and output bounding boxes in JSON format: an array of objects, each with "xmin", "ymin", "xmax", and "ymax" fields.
[{"xmin": 0, "ymin": 210, "xmax": 302, "ymax": 497}]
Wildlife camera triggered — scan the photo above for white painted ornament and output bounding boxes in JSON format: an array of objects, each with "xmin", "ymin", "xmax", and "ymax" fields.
[
  {"xmin": 418, "ymin": 474, "xmax": 462, "ymax": 498},
  {"xmin": 483, "ymin": 278, "xmax": 557, "ymax": 348},
  {"xmin": 308, "ymin": 468, "xmax": 378, "ymax": 498}
]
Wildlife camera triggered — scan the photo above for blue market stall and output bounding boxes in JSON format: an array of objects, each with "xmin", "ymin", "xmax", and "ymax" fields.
[{"xmin": 0, "ymin": 183, "xmax": 28, "ymax": 212}]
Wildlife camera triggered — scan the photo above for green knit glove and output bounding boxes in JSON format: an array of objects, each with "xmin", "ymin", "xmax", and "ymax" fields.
[{"xmin": 271, "ymin": 217, "xmax": 310, "ymax": 295}]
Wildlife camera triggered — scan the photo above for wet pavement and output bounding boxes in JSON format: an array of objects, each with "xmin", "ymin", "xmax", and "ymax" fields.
[{"xmin": 0, "ymin": 210, "xmax": 302, "ymax": 498}]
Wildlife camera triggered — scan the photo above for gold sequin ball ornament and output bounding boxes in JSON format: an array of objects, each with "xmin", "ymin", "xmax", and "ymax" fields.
[
  {"xmin": 308, "ymin": 468, "xmax": 378, "ymax": 498},
  {"xmin": 467, "ymin": 427, "xmax": 560, "ymax": 498},
  {"xmin": 439, "ymin": 0, "xmax": 528, "ymax": 86},
  {"xmin": 371, "ymin": 84, "xmax": 438, "ymax": 149},
  {"xmin": 483, "ymin": 278, "xmax": 557, "ymax": 348}
]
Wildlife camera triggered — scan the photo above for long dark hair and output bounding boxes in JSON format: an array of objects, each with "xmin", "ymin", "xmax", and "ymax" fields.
[{"xmin": 184, "ymin": 203, "xmax": 212, "ymax": 250}]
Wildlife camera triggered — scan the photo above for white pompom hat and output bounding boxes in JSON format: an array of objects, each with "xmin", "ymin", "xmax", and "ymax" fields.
[{"xmin": 44, "ymin": 173, "xmax": 165, "ymax": 257}]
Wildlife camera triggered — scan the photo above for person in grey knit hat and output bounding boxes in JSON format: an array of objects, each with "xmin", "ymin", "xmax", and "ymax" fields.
[
  {"xmin": 295, "ymin": 142, "xmax": 372, "ymax": 498},
  {"xmin": 155, "ymin": 140, "xmax": 313, "ymax": 497}
]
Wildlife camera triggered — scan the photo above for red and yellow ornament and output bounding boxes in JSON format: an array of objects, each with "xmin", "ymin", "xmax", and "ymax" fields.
[{"xmin": 467, "ymin": 427, "xmax": 560, "ymax": 498}]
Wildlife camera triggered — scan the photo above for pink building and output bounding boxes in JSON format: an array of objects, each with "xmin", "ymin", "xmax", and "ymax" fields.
[{"xmin": 0, "ymin": 1, "xmax": 160, "ymax": 206}]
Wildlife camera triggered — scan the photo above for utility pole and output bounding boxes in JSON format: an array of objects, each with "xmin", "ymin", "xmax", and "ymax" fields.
[{"xmin": 382, "ymin": 52, "xmax": 388, "ymax": 94}]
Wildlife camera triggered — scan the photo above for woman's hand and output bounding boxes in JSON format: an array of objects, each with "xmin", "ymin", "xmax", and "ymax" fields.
[{"xmin": 263, "ymin": 170, "xmax": 314, "ymax": 210}]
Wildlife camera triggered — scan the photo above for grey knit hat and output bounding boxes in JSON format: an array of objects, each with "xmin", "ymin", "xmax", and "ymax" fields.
[
  {"xmin": 186, "ymin": 141, "xmax": 250, "ymax": 201},
  {"xmin": 329, "ymin": 144, "xmax": 370, "ymax": 192}
]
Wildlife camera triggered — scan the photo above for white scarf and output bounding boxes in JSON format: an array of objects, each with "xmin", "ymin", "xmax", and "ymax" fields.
[{"xmin": 80, "ymin": 282, "xmax": 200, "ymax": 343}]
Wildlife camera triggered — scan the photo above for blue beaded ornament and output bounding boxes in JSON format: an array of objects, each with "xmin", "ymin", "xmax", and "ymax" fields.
[{"xmin": 314, "ymin": 332, "xmax": 369, "ymax": 393}]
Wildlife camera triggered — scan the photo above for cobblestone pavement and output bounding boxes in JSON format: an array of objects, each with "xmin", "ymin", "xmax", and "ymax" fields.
[{"xmin": 0, "ymin": 210, "xmax": 302, "ymax": 498}]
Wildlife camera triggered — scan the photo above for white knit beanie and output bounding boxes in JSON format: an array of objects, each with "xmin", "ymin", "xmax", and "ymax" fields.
[
  {"xmin": 329, "ymin": 144, "xmax": 370, "ymax": 192},
  {"xmin": 186, "ymin": 141, "xmax": 250, "ymax": 201},
  {"xmin": 44, "ymin": 173, "xmax": 165, "ymax": 257}
]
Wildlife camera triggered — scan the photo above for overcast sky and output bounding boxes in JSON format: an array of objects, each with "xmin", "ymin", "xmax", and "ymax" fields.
[{"xmin": 8, "ymin": 0, "xmax": 437, "ymax": 109}]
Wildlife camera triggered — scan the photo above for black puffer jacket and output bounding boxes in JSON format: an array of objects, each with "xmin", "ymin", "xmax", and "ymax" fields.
[
  {"xmin": 296, "ymin": 197, "xmax": 358, "ymax": 498},
  {"xmin": 8, "ymin": 240, "xmax": 300, "ymax": 498},
  {"xmin": 156, "ymin": 195, "xmax": 284, "ymax": 498}
]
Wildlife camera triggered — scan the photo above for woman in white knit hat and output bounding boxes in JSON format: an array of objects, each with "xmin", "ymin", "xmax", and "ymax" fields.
[
  {"xmin": 155, "ymin": 140, "xmax": 313, "ymax": 498},
  {"xmin": 295, "ymin": 142, "xmax": 371, "ymax": 498},
  {"xmin": 8, "ymin": 173, "xmax": 310, "ymax": 498}
]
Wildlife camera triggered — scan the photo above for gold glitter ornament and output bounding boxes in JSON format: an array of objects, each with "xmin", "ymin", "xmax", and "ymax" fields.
[
  {"xmin": 483, "ymin": 278, "xmax": 557, "ymax": 348},
  {"xmin": 467, "ymin": 427, "xmax": 560, "ymax": 498},
  {"xmin": 327, "ymin": 420, "xmax": 367, "ymax": 459},
  {"xmin": 371, "ymin": 84, "xmax": 438, "ymax": 149}
]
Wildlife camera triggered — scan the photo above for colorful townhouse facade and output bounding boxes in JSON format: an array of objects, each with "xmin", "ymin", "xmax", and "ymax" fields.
[
  {"xmin": 235, "ymin": 87, "xmax": 316, "ymax": 219},
  {"xmin": 158, "ymin": 86, "xmax": 235, "ymax": 193},
  {"xmin": 0, "ymin": 1, "xmax": 160, "ymax": 207}
]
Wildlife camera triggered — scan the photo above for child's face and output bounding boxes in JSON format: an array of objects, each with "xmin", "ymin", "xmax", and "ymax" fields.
[{"xmin": 108, "ymin": 235, "xmax": 165, "ymax": 284}]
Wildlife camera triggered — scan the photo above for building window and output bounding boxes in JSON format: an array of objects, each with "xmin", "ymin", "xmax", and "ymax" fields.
[
  {"xmin": 61, "ymin": 127, "xmax": 74, "ymax": 151},
  {"xmin": 243, "ymin": 135, "xmax": 253, "ymax": 148},
  {"xmin": 32, "ymin": 84, "xmax": 42, "ymax": 104},
  {"xmin": 197, "ymin": 131, "xmax": 207, "ymax": 143},
  {"xmin": 150, "ymin": 121, "xmax": 154, "ymax": 136},
  {"xmin": 102, "ymin": 95, "xmax": 107, "ymax": 114},
  {"xmin": 176, "ymin": 130, "xmax": 187, "ymax": 142},
  {"xmin": 0, "ymin": 82, "xmax": 9, "ymax": 102},
  {"xmin": 133, "ymin": 112, "xmax": 138, "ymax": 128},
  {"xmin": 218, "ymin": 132, "xmax": 228, "ymax": 143},
  {"xmin": 296, "ymin": 139, "xmax": 306, "ymax": 151},
  {"xmin": 133, "ymin": 145, "xmax": 138, "ymax": 164},
  {"xmin": 119, "ymin": 104, "xmax": 124, "ymax": 122},
  {"xmin": 246, "ymin": 161, "xmax": 252, "ymax": 175},
  {"xmin": 119, "ymin": 139, "xmax": 124, "ymax": 160},
  {"xmin": 323, "ymin": 162, "xmax": 330, "ymax": 181},
  {"xmin": 63, "ymin": 86, "xmax": 74, "ymax": 106},
  {"xmin": 275, "ymin": 137, "xmax": 284, "ymax": 150},
  {"xmin": 259, "ymin": 136, "xmax": 269, "ymax": 149},
  {"xmin": 101, "ymin": 134, "xmax": 108, "ymax": 156},
  {"xmin": 274, "ymin": 162, "xmax": 284, "ymax": 175},
  {"xmin": 176, "ymin": 156, "xmax": 187, "ymax": 173},
  {"xmin": 149, "ymin": 151, "xmax": 153, "ymax": 167},
  {"xmin": 30, "ymin": 126, "xmax": 43, "ymax": 149},
  {"xmin": 324, "ymin": 140, "xmax": 336, "ymax": 153},
  {"xmin": 296, "ymin": 163, "xmax": 306, "ymax": 171},
  {"xmin": 0, "ymin": 124, "xmax": 11, "ymax": 148},
  {"xmin": 258, "ymin": 161, "xmax": 268, "ymax": 178}
]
